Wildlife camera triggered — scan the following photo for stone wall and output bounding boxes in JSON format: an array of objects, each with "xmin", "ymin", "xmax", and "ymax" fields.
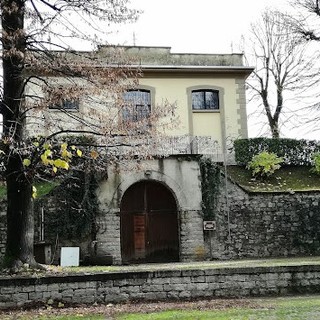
[
  {"xmin": 1, "ymin": 264, "xmax": 320, "ymax": 309},
  {"xmin": 206, "ymin": 179, "xmax": 320, "ymax": 260},
  {"xmin": 180, "ymin": 210, "xmax": 206, "ymax": 261}
]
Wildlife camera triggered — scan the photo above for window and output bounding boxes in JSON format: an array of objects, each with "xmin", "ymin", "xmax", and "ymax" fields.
[
  {"xmin": 122, "ymin": 89, "xmax": 151, "ymax": 121},
  {"xmin": 192, "ymin": 89, "xmax": 219, "ymax": 110},
  {"xmin": 49, "ymin": 99, "xmax": 79, "ymax": 111}
]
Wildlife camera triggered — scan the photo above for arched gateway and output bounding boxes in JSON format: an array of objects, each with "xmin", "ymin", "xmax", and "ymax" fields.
[{"xmin": 120, "ymin": 180, "xmax": 179, "ymax": 263}]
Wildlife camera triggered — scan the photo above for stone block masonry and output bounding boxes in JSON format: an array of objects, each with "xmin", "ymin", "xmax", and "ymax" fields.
[
  {"xmin": 207, "ymin": 178, "xmax": 320, "ymax": 260},
  {"xmin": 1, "ymin": 265, "xmax": 320, "ymax": 309}
]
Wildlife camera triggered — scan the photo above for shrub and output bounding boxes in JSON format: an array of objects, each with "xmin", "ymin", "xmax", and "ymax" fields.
[
  {"xmin": 247, "ymin": 151, "xmax": 283, "ymax": 178},
  {"xmin": 234, "ymin": 138, "xmax": 320, "ymax": 166}
]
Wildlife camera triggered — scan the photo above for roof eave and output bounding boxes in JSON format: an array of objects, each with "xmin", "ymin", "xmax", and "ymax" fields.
[{"xmin": 138, "ymin": 65, "xmax": 254, "ymax": 76}]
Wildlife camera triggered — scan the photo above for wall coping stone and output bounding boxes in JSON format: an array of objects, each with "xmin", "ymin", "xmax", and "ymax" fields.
[
  {"xmin": 1, "ymin": 264, "xmax": 320, "ymax": 309},
  {"xmin": 1, "ymin": 264, "xmax": 320, "ymax": 286}
]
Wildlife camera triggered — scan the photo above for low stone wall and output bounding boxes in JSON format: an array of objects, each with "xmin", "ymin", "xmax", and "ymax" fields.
[{"xmin": 1, "ymin": 264, "xmax": 320, "ymax": 309}]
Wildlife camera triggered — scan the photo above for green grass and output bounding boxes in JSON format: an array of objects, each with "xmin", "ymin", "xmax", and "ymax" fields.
[
  {"xmin": 2, "ymin": 296, "xmax": 320, "ymax": 319},
  {"xmin": 227, "ymin": 165, "xmax": 320, "ymax": 192},
  {"xmin": 7, "ymin": 256, "xmax": 320, "ymax": 282},
  {"xmin": 35, "ymin": 181, "xmax": 59, "ymax": 197},
  {"xmin": 0, "ymin": 181, "xmax": 58, "ymax": 200},
  {"xmin": 60, "ymin": 256, "xmax": 320, "ymax": 274},
  {"xmin": 117, "ymin": 296, "xmax": 320, "ymax": 320},
  {"xmin": 0, "ymin": 183, "xmax": 6, "ymax": 200}
]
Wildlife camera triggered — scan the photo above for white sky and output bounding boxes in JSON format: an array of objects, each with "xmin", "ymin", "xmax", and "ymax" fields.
[{"xmin": 109, "ymin": 0, "xmax": 289, "ymax": 53}]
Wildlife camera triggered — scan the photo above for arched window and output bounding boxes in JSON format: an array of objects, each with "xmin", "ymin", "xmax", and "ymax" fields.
[
  {"xmin": 192, "ymin": 89, "xmax": 219, "ymax": 110},
  {"xmin": 122, "ymin": 89, "xmax": 151, "ymax": 121}
]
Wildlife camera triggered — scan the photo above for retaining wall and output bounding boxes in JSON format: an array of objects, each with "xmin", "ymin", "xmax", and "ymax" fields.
[
  {"xmin": 206, "ymin": 179, "xmax": 320, "ymax": 260},
  {"xmin": 1, "ymin": 264, "xmax": 320, "ymax": 309}
]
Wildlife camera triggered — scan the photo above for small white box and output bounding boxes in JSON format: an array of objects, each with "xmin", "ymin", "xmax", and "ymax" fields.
[{"xmin": 60, "ymin": 247, "xmax": 80, "ymax": 267}]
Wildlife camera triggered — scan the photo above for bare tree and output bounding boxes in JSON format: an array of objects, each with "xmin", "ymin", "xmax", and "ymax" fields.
[
  {"xmin": 283, "ymin": 0, "xmax": 320, "ymax": 131},
  {"xmin": 245, "ymin": 9, "xmax": 319, "ymax": 138},
  {"xmin": 0, "ymin": 1, "xmax": 176, "ymax": 271},
  {"xmin": 288, "ymin": 0, "xmax": 320, "ymax": 41}
]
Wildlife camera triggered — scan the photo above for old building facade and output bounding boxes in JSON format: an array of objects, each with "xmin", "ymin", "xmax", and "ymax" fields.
[{"xmin": 26, "ymin": 46, "xmax": 253, "ymax": 264}]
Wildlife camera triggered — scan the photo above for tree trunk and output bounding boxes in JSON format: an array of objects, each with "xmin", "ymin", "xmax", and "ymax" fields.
[
  {"xmin": 1, "ymin": 1, "xmax": 41, "ymax": 270},
  {"xmin": 5, "ymin": 155, "xmax": 38, "ymax": 269},
  {"xmin": 270, "ymin": 121, "xmax": 280, "ymax": 139}
]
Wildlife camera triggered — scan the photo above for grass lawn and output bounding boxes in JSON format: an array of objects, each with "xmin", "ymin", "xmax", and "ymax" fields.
[
  {"xmin": 227, "ymin": 165, "xmax": 320, "ymax": 192},
  {"xmin": 117, "ymin": 296, "xmax": 320, "ymax": 320},
  {"xmin": 56, "ymin": 256, "xmax": 320, "ymax": 274},
  {"xmin": 0, "ymin": 255, "xmax": 308, "ymax": 279},
  {"xmin": 0, "ymin": 180, "xmax": 58, "ymax": 200},
  {"xmin": 3, "ymin": 296, "xmax": 320, "ymax": 319}
]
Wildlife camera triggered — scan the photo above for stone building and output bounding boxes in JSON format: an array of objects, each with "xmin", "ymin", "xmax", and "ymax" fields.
[{"xmin": 26, "ymin": 46, "xmax": 253, "ymax": 264}]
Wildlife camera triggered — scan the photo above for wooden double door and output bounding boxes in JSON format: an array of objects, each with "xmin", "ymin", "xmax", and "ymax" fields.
[{"xmin": 120, "ymin": 181, "xmax": 179, "ymax": 263}]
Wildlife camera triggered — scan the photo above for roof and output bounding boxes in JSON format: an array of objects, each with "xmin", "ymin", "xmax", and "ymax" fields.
[
  {"xmin": 136, "ymin": 64, "xmax": 253, "ymax": 76},
  {"xmin": 26, "ymin": 45, "xmax": 254, "ymax": 77},
  {"xmin": 98, "ymin": 45, "xmax": 248, "ymax": 67}
]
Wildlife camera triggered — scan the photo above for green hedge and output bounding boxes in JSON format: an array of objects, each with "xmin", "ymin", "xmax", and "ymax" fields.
[{"xmin": 234, "ymin": 138, "xmax": 320, "ymax": 166}]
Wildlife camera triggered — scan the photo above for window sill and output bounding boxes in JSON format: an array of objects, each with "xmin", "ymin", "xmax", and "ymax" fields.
[{"xmin": 192, "ymin": 109, "xmax": 220, "ymax": 113}]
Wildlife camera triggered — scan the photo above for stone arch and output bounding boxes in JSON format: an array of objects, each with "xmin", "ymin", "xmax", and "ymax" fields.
[
  {"xmin": 116, "ymin": 170, "xmax": 187, "ymax": 211},
  {"xmin": 95, "ymin": 158, "xmax": 203, "ymax": 264}
]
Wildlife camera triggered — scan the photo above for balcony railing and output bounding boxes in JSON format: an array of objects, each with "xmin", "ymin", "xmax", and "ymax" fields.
[
  {"xmin": 157, "ymin": 135, "xmax": 222, "ymax": 157},
  {"xmin": 108, "ymin": 135, "xmax": 225, "ymax": 162}
]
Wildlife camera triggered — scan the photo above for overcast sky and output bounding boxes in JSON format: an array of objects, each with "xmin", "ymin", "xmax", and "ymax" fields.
[{"xmin": 108, "ymin": 0, "xmax": 290, "ymax": 53}]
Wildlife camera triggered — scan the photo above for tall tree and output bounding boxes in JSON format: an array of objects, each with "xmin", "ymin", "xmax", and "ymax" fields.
[
  {"xmin": 0, "ymin": 1, "xmax": 175, "ymax": 271},
  {"xmin": 288, "ymin": 0, "xmax": 320, "ymax": 41},
  {"xmin": 245, "ymin": 9, "xmax": 319, "ymax": 138}
]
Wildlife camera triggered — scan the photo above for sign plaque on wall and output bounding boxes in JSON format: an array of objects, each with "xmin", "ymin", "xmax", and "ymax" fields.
[{"xmin": 203, "ymin": 221, "xmax": 216, "ymax": 231}]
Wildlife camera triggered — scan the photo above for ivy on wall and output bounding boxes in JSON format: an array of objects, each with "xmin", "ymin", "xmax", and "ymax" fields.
[
  {"xmin": 199, "ymin": 158, "xmax": 221, "ymax": 220},
  {"xmin": 36, "ymin": 170, "xmax": 100, "ymax": 241}
]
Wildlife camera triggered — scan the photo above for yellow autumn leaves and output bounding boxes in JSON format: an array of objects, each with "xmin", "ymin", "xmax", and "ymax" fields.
[
  {"xmin": 39, "ymin": 142, "xmax": 73, "ymax": 173},
  {"xmin": 23, "ymin": 158, "xmax": 31, "ymax": 167},
  {"xmin": 22, "ymin": 140, "xmax": 100, "ymax": 199},
  {"xmin": 23, "ymin": 141, "xmax": 100, "ymax": 172},
  {"xmin": 32, "ymin": 186, "xmax": 37, "ymax": 199},
  {"xmin": 23, "ymin": 142, "xmax": 85, "ymax": 174}
]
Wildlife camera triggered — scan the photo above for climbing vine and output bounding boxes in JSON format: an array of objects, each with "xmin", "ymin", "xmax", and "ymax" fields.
[
  {"xmin": 36, "ymin": 169, "xmax": 100, "ymax": 241},
  {"xmin": 199, "ymin": 158, "xmax": 221, "ymax": 220}
]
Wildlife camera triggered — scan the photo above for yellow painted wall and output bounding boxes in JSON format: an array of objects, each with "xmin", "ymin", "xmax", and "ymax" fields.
[
  {"xmin": 192, "ymin": 112, "xmax": 221, "ymax": 140},
  {"xmin": 26, "ymin": 73, "xmax": 246, "ymax": 155},
  {"xmin": 139, "ymin": 76, "xmax": 242, "ymax": 148}
]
